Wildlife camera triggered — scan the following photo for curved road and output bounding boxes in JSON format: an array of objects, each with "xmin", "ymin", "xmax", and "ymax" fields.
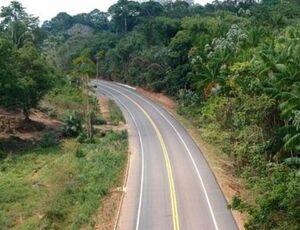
[{"xmin": 92, "ymin": 80, "xmax": 238, "ymax": 230}]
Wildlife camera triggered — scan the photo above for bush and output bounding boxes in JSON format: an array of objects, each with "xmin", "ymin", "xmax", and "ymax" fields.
[
  {"xmin": 40, "ymin": 133, "xmax": 60, "ymax": 148},
  {"xmin": 75, "ymin": 148, "xmax": 85, "ymax": 158},
  {"xmin": 178, "ymin": 89, "xmax": 200, "ymax": 107},
  {"xmin": 0, "ymin": 150, "xmax": 6, "ymax": 160},
  {"xmin": 64, "ymin": 111, "xmax": 82, "ymax": 137},
  {"xmin": 92, "ymin": 113, "xmax": 106, "ymax": 125},
  {"xmin": 109, "ymin": 100, "xmax": 125, "ymax": 125}
]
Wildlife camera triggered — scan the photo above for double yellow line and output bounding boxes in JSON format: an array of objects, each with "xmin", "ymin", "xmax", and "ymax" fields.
[{"xmin": 121, "ymin": 92, "xmax": 180, "ymax": 230}]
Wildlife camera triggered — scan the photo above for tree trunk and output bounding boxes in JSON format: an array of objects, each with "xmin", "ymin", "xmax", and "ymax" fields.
[
  {"xmin": 23, "ymin": 109, "xmax": 31, "ymax": 122},
  {"xmin": 124, "ymin": 15, "xmax": 128, "ymax": 34}
]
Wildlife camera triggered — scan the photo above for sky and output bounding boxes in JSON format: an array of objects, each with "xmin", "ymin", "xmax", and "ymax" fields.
[{"xmin": 0, "ymin": 0, "xmax": 212, "ymax": 23}]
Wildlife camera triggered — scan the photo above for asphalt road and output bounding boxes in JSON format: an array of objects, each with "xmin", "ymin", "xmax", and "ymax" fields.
[{"xmin": 92, "ymin": 80, "xmax": 238, "ymax": 230}]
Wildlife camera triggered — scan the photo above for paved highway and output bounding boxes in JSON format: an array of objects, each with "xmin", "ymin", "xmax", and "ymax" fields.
[{"xmin": 92, "ymin": 80, "xmax": 238, "ymax": 230}]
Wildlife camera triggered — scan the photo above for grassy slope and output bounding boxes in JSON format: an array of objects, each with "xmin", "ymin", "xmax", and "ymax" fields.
[
  {"xmin": 0, "ymin": 131, "xmax": 127, "ymax": 230},
  {"xmin": 0, "ymin": 83, "xmax": 128, "ymax": 229},
  {"xmin": 108, "ymin": 99, "xmax": 126, "ymax": 125}
]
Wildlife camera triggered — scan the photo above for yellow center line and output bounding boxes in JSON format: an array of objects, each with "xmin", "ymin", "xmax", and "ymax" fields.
[{"xmin": 121, "ymin": 92, "xmax": 180, "ymax": 230}]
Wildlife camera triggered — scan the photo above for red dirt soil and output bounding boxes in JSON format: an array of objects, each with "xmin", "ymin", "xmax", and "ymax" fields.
[
  {"xmin": 0, "ymin": 108, "xmax": 62, "ymax": 140},
  {"xmin": 136, "ymin": 88, "xmax": 176, "ymax": 109}
]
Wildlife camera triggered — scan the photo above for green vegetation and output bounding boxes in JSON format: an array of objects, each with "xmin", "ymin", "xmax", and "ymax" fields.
[
  {"xmin": 109, "ymin": 100, "xmax": 126, "ymax": 125},
  {"xmin": 42, "ymin": 84, "xmax": 85, "ymax": 120},
  {"xmin": 1, "ymin": 0, "xmax": 300, "ymax": 228},
  {"xmin": 0, "ymin": 2, "xmax": 128, "ymax": 229},
  {"xmin": 0, "ymin": 131, "xmax": 127, "ymax": 229},
  {"xmin": 0, "ymin": 2, "xmax": 54, "ymax": 120}
]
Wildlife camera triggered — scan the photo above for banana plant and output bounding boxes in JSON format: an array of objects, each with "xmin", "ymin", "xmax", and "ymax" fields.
[{"xmin": 280, "ymin": 82, "xmax": 300, "ymax": 152}]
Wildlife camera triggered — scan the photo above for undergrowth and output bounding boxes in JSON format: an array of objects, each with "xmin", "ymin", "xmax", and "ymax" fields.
[{"xmin": 0, "ymin": 131, "xmax": 128, "ymax": 229}]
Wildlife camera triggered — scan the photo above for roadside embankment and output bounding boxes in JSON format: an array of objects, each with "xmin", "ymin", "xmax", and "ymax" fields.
[{"xmin": 0, "ymin": 84, "xmax": 129, "ymax": 229}]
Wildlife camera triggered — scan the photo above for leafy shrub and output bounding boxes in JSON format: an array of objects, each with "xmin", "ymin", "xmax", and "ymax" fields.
[
  {"xmin": 0, "ymin": 150, "xmax": 6, "ymax": 160},
  {"xmin": 109, "ymin": 100, "xmax": 125, "ymax": 125},
  {"xmin": 77, "ymin": 132, "xmax": 87, "ymax": 143},
  {"xmin": 64, "ymin": 111, "xmax": 82, "ymax": 137},
  {"xmin": 45, "ymin": 201, "xmax": 67, "ymax": 222},
  {"xmin": 178, "ymin": 89, "xmax": 200, "ymax": 107},
  {"xmin": 40, "ymin": 133, "xmax": 60, "ymax": 148},
  {"xmin": 92, "ymin": 113, "xmax": 106, "ymax": 125},
  {"xmin": 232, "ymin": 165, "xmax": 300, "ymax": 230},
  {"xmin": 75, "ymin": 148, "xmax": 85, "ymax": 158}
]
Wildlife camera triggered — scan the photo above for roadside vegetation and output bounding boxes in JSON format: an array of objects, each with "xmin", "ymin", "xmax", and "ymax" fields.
[
  {"xmin": 0, "ymin": 132, "xmax": 127, "ymax": 229},
  {"xmin": 108, "ymin": 100, "xmax": 126, "ymax": 125},
  {"xmin": 0, "ymin": 0, "xmax": 299, "ymax": 229},
  {"xmin": 0, "ymin": 1, "xmax": 128, "ymax": 229},
  {"xmin": 0, "ymin": 79, "xmax": 128, "ymax": 229}
]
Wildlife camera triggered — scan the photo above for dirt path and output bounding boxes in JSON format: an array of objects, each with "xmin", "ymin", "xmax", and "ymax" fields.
[{"xmin": 98, "ymin": 96, "xmax": 110, "ymax": 120}]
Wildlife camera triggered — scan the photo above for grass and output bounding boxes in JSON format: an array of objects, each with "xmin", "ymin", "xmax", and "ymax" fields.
[
  {"xmin": 0, "ymin": 81, "xmax": 128, "ymax": 229},
  {"xmin": 41, "ymin": 83, "xmax": 97, "ymax": 120},
  {"xmin": 0, "ymin": 131, "xmax": 128, "ymax": 229},
  {"xmin": 108, "ymin": 100, "xmax": 125, "ymax": 125}
]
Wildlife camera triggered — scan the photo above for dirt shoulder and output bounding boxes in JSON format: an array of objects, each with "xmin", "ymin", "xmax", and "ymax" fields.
[
  {"xmin": 94, "ymin": 96, "xmax": 129, "ymax": 230},
  {"xmin": 0, "ymin": 108, "xmax": 63, "ymax": 149},
  {"xmin": 136, "ymin": 89, "xmax": 248, "ymax": 230},
  {"xmin": 136, "ymin": 88, "xmax": 176, "ymax": 109},
  {"xmin": 98, "ymin": 96, "xmax": 110, "ymax": 120}
]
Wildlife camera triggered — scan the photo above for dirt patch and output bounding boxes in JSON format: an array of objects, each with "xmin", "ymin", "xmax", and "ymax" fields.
[
  {"xmin": 94, "ymin": 191, "xmax": 122, "ymax": 230},
  {"xmin": 137, "ymin": 88, "xmax": 176, "ymax": 109},
  {"xmin": 0, "ymin": 108, "xmax": 63, "ymax": 152},
  {"xmin": 94, "ymin": 122, "xmax": 127, "ymax": 134},
  {"xmin": 136, "ymin": 89, "xmax": 248, "ymax": 229},
  {"xmin": 99, "ymin": 96, "xmax": 110, "ymax": 120}
]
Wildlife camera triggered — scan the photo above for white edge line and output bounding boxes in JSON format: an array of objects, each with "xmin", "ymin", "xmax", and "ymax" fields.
[
  {"xmin": 99, "ymin": 86, "xmax": 144, "ymax": 230},
  {"xmin": 101, "ymin": 81, "xmax": 220, "ymax": 230},
  {"xmin": 116, "ymin": 82, "xmax": 137, "ymax": 90}
]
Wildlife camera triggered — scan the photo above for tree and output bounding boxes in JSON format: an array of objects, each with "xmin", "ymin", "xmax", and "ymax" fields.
[
  {"xmin": 0, "ymin": 1, "xmax": 39, "ymax": 47},
  {"xmin": 72, "ymin": 54, "xmax": 95, "ymax": 140},
  {"xmin": 15, "ymin": 42, "xmax": 53, "ymax": 121},
  {"xmin": 140, "ymin": 1, "xmax": 164, "ymax": 17},
  {"xmin": 42, "ymin": 12, "xmax": 74, "ymax": 33},
  {"xmin": 0, "ymin": 38, "xmax": 18, "ymax": 108},
  {"xmin": 73, "ymin": 9, "xmax": 109, "ymax": 31},
  {"xmin": 280, "ymin": 83, "xmax": 300, "ymax": 153},
  {"xmin": 109, "ymin": 0, "xmax": 141, "ymax": 34},
  {"xmin": 164, "ymin": 0, "xmax": 191, "ymax": 18}
]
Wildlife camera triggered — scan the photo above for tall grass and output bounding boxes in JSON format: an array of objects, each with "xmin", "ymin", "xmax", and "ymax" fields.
[
  {"xmin": 0, "ymin": 131, "xmax": 128, "ymax": 229},
  {"xmin": 108, "ymin": 100, "xmax": 125, "ymax": 125}
]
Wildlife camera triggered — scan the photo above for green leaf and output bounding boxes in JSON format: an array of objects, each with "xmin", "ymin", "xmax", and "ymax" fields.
[
  {"xmin": 284, "ymin": 133, "xmax": 300, "ymax": 150},
  {"xmin": 275, "ymin": 64, "xmax": 287, "ymax": 73}
]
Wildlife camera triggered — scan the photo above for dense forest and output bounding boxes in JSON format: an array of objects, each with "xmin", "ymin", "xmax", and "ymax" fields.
[{"xmin": 0, "ymin": 0, "xmax": 300, "ymax": 229}]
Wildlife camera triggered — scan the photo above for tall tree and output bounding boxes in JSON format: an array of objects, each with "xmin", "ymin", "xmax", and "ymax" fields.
[
  {"xmin": 109, "ymin": 0, "xmax": 141, "ymax": 34},
  {"xmin": 73, "ymin": 55, "xmax": 95, "ymax": 140},
  {"xmin": 0, "ymin": 1, "xmax": 39, "ymax": 47},
  {"xmin": 42, "ymin": 12, "xmax": 74, "ymax": 33},
  {"xmin": 0, "ymin": 38, "xmax": 18, "ymax": 108}
]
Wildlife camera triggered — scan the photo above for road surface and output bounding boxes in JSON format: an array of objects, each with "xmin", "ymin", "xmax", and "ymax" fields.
[{"xmin": 92, "ymin": 80, "xmax": 238, "ymax": 230}]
